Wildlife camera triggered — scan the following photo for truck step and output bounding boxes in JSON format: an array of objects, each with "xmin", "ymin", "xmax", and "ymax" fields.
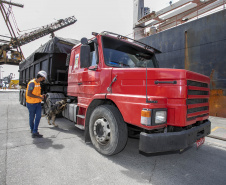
[
  {"xmin": 74, "ymin": 124, "xmax": 85, "ymax": 130},
  {"xmin": 77, "ymin": 115, "xmax": 85, "ymax": 119}
]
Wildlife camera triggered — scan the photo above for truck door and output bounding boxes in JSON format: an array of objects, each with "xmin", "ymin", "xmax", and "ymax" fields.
[
  {"xmin": 78, "ymin": 40, "xmax": 100, "ymax": 99},
  {"xmin": 67, "ymin": 48, "xmax": 80, "ymax": 97}
]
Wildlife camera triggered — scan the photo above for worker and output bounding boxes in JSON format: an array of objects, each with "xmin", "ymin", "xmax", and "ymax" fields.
[
  {"xmin": 3, "ymin": 81, "xmax": 6, "ymax": 90},
  {"xmin": 2, "ymin": 82, "xmax": 5, "ymax": 90},
  {"xmin": 26, "ymin": 70, "xmax": 47, "ymax": 138}
]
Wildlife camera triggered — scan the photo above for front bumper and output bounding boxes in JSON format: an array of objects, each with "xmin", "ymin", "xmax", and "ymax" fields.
[{"xmin": 139, "ymin": 120, "xmax": 211, "ymax": 154}]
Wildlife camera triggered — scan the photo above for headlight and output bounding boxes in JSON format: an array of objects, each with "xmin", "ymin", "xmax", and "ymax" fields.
[
  {"xmin": 141, "ymin": 109, "xmax": 152, "ymax": 126},
  {"xmin": 141, "ymin": 108, "xmax": 167, "ymax": 126},
  {"xmin": 155, "ymin": 111, "xmax": 167, "ymax": 124}
]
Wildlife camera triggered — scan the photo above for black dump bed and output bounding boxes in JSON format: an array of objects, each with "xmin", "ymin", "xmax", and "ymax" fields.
[{"xmin": 19, "ymin": 37, "xmax": 79, "ymax": 86}]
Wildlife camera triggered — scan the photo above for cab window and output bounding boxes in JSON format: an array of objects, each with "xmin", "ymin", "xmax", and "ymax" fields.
[
  {"xmin": 89, "ymin": 41, "xmax": 98, "ymax": 67},
  {"xmin": 80, "ymin": 40, "xmax": 98, "ymax": 68}
]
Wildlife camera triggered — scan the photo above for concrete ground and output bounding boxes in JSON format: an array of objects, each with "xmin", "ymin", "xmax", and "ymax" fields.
[{"xmin": 0, "ymin": 91, "xmax": 226, "ymax": 185}]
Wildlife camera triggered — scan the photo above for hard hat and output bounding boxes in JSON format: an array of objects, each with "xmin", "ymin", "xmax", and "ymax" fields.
[{"xmin": 38, "ymin": 70, "xmax": 47, "ymax": 79}]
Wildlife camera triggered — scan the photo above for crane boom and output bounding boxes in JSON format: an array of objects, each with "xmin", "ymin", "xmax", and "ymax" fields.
[
  {"xmin": 0, "ymin": 0, "xmax": 24, "ymax": 64},
  {"xmin": 0, "ymin": 0, "xmax": 23, "ymax": 8},
  {"xmin": 11, "ymin": 16, "xmax": 77, "ymax": 47},
  {"xmin": 0, "ymin": 0, "xmax": 77, "ymax": 65}
]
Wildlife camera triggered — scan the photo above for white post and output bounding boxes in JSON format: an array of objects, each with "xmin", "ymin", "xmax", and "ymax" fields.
[{"xmin": 0, "ymin": 66, "xmax": 3, "ymax": 79}]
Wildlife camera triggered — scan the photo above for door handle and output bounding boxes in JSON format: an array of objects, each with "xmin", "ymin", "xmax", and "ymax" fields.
[
  {"xmin": 155, "ymin": 80, "xmax": 177, "ymax": 84},
  {"xmin": 78, "ymin": 82, "xmax": 83, "ymax": 85}
]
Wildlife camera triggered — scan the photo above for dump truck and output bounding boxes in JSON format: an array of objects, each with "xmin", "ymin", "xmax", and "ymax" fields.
[{"xmin": 19, "ymin": 32, "xmax": 211, "ymax": 155}]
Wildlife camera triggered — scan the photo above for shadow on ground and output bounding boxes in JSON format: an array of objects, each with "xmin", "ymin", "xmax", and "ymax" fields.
[
  {"xmin": 52, "ymin": 117, "xmax": 226, "ymax": 185},
  {"xmin": 32, "ymin": 137, "xmax": 65, "ymax": 150}
]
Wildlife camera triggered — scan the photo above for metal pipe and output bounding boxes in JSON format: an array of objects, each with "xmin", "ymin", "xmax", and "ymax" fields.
[
  {"xmin": 0, "ymin": 4, "xmax": 14, "ymax": 40},
  {"xmin": 0, "ymin": 3, "xmax": 24, "ymax": 59},
  {"xmin": 0, "ymin": 39, "xmax": 10, "ymax": 43},
  {"xmin": 0, "ymin": 0, "xmax": 23, "ymax": 8},
  {"xmin": 0, "ymin": 34, "xmax": 11, "ymax": 38}
]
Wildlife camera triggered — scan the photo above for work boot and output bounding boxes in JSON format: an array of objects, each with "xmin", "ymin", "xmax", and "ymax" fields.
[
  {"xmin": 31, "ymin": 130, "xmax": 39, "ymax": 134},
  {"xmin": 32, "ymin": 133, "xmax": 43, "ymax": 138}
]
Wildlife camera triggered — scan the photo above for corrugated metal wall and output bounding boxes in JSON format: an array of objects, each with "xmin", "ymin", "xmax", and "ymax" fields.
[{"xmin": 139, "ymin": 9, "xmax": 226, "ymax": 117}]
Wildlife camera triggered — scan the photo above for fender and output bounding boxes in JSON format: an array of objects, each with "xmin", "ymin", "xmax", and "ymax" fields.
[{"xmin": 84, "ymin": 93, "xmax": 167, "ymax": 142}]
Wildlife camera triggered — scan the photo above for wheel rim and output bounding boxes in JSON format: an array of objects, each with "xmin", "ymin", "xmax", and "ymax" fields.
[
  {"xmin": 93, "ymin": 118, "xmax": 111, "ymax": 145},
  {"xmin": 44, "ymin": 96, "xmax": 51, "ymax": 114}
]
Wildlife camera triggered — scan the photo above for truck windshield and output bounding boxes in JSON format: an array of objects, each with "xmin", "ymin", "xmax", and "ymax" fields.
[{"xmin": 102, "ymin": 36, "xmax": 159, "ymax": 68}]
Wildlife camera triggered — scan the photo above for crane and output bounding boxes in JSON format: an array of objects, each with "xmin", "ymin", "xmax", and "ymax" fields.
[
  {"xmin": 11, "ymin": 16, "xmax": 77, "ymax": 47},
  {"xmin": 0, "ymin": 0, "xmax": 77, "ymax": 65}
]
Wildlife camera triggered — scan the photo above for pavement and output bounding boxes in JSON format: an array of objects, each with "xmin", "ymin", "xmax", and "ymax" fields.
[
  {"xmin": 208, "ymin": 116, "xmax": 226, "ymax": 141},
  {"xmin": 0, "ymin": 91, "xmax": 226, "ymax": 185},
  {"xmin": 0, "ymin": 89, "xmax": 19, "ymax": 92}
]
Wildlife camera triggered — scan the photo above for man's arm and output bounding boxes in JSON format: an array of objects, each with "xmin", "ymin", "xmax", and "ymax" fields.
[
  {"xmin": 27, "ymin": 90, "xmax": 44, "ymax": 100},
  {"xmin": 27, "ymin": 82, "xmax": 44, "ymax": 100}
]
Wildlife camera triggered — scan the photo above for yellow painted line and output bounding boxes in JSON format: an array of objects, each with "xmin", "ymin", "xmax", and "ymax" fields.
[
  {"xmin": 211, "ymin": 127, "xmax": 219, "ymax": 132},
  {"xmin": 211, "ymin": 126, "xmax": 226, "ymax": 132}
]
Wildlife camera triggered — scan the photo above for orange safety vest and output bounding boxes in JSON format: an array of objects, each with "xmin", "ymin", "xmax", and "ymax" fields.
[{"xmin": 26, "ymin": 79, "xmax": 42, "ymax": 104}]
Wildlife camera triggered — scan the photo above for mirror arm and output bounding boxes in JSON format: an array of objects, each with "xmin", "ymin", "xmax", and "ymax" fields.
[{"xmin": 88, "ymin": 66, "xmax": 98, "ymax": 71}]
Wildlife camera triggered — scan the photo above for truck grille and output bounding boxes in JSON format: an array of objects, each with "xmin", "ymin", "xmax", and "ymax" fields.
[
  {"xmin": 187, "ymin": 106, "xmax": 209, "ymax": 114},
  {"xmin": 187, "ymin": 80, "xmax": 209, "ymax": 121},
  {"xmin": 188, "ymin": 90, "xmax": 209, "ymax": 95},
  {"xmin": 187, "ymin": 80, "xmax": 208, "ymax": 88},
  {"xmin": 186, "ymin": 99, "xmax": 208, "ymax": 104},
  {"xmin": 187, "ymin": 114, "xmax": 209, "ymax": 121}
]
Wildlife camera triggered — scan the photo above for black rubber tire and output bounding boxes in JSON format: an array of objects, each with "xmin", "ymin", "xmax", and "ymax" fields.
[
  {"xmin": 19, "ymin": 90, "xmax": 21, "ymax": 103},
  {"xmin": 89, "ymin": 105, "xmax": 128, "ymax": 156},
  {"xmin": 22, "ymin": 90, "xmax": 26, "ymax": 106},
  {"xmin": 43, "ymin": 93, "xmax": 65, "ymax": 116},
  {"xmin": 20, "ymin": 90, "xmax": 23, "ymax": 105},
  {"xmin": 43, "ymin": 94, "xmax": 50, "ymax": 114},
  {"xmin": 19, "ymin": 90, "xmax": 22, "ymax": 104}
]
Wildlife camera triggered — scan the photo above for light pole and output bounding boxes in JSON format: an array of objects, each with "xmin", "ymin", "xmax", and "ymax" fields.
[{"xmin": 0, "ymin": 66, "xmax": 3, "ymax": 80}]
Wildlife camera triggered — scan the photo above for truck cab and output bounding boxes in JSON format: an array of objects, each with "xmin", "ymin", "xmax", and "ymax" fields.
[{"xmin": 65, "ymin": 31, "xmax": 211, "ymax": 155}]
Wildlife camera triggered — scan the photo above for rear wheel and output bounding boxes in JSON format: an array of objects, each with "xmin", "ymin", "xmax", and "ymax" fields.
[
  {"xmin": 43, "ymin": 94, "xmax": 51, "ymax": 114},
  {"xmin": 20, "ymin": 90, "xmax": 23, "ymax": 105},
  {"xmin": 19, "ymin": 90, "xmax": 21, "ymax": 103},
  {"xmin": 89, "ymin": 105, "xmax": 128, "ymax": 156},
  {"xmin": 22, "ymin": 90, "xmax": 26, "ymax": 106},
  {"xmin": 43, "ymin": 93, "xmax": 65, "ymax": 115}
]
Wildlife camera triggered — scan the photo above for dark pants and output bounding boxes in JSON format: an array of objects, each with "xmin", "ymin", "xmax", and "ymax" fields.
[{"xmin": 26, "ymin": 102, "xmax": 42, "ymax": 134}]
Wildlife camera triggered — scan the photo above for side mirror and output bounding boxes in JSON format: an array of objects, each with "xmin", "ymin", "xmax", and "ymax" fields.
[{"xmin": 80, "ymin": 37, "xmax": 90, "ymax": 68}]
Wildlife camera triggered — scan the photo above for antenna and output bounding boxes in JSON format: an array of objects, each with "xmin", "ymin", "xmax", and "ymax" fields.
[{"xmin": 145, "ymin": 61, "xmax": 148, "ymax": 103}]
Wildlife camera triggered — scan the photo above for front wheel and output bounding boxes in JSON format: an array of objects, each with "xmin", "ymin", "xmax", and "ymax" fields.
[{"xmin": 89, "ymin": 105, "xmax": 128, "ymax": 156}]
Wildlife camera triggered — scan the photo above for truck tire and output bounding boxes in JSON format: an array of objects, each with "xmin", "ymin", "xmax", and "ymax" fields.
[
  {"xmin": 19, "ymin": 90, "xmax": 21, "ymax": 103},
  {"xmin": 43, "ymin": 94, "xmax": 51, "ymax": 114},
  {"xmin": 89, "ymin": 105, "xmax": 128, "ymax": 156},
  {"xmin": 20, "ymin": 90, "xmax": 24, "ymax": 105},
  {"xmin": 43, "ymin": 93, "xmax": 65, "ymax": 115},
  {"xmin": 19, "ymin": 90, "xmax": 23, "ymax": 104},
  {"xmin": 22, "ymin": 90, "xmax": 26, "ymax": 106}
]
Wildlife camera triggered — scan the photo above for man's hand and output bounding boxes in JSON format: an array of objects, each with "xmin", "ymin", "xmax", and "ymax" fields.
[
  {"xmin": 40, "ymin": 95, "xmax": 45, "ymax": 100},
  {"xmin": 27, "ymin": 90, "xmax": 45, "ymax": 100}
]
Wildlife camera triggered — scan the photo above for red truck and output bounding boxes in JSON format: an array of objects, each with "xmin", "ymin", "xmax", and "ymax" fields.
[{"xmin": 19, "ymin": 32, "xmax": 211, "ymax": 155}]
